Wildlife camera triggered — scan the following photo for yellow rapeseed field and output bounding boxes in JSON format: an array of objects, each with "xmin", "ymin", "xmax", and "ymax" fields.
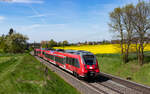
[{"xmin": 55, "ymin": 44, "xmax": 150, "ymax": 54}]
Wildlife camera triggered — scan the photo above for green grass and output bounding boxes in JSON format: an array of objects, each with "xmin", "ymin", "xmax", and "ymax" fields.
[
  {"xmin": 96, "ymin": 52, "xmax": 150, "ymax": 86},
  {"xmin": 0, "ymin": 49, "xmax": 3, "ymax": 53},
  {"xmin": 0, "ymin": 54, "xmax": 80, "ymax": 94}
]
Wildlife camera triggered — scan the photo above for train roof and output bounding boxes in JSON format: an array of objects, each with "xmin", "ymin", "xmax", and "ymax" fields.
[
  {"xmin": 36, "ymin": 48, "xmax": 94, "ymax": 55},
  {"xmin": 56, "ymin": 49, "xmax": 94, "ymax": 55}
]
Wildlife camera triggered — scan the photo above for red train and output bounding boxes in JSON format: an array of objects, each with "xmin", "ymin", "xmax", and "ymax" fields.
[{"xmin": 34, "ymin": 48, "xmax": 100, "ymax": 79}]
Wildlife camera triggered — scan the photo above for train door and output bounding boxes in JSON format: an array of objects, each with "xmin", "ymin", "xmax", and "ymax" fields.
[
  {"xmin": 54, "ymin": 55, "xmax": 56, "ymax": 64},
  {"xmin": 69, "ymin": 58, "xmax": 73, "ymax": 71},
  {"xmin": 66, "ymin": 57, "xmax": 71, "ymax": 71},
  {"xmin": 40, "ymin": 50, "xmax": 42, "ymax": 57},
  {"xmin": 63, "ymin": 57, "xmax": 66, "ymax": 69}
]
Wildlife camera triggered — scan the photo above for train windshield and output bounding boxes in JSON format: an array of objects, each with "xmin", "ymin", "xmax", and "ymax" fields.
[{"xmin": 83, "ymin": 55, "xmax": 96, "ymax": 65}]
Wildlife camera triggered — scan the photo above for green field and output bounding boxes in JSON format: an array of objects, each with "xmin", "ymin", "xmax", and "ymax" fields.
[
  {"xmin": 96, "ymin": 52, "xmax": 150, "ymax": 86},
  {"xmin": 0, "ymin": 54, "xmax": 80, "ymax": 94},
  {"xmin": 0, "ymin": 49, "xmax": 3, "ymax": 53}
]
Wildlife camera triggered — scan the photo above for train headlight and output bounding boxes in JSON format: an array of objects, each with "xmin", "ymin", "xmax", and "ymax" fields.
[{"xmin": 82, "ymin": 68, "xmax": 84, "ymax": 72}]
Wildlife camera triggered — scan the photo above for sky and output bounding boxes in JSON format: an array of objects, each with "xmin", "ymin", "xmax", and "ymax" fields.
[{"xmin": 0, "ymin": 0, "xmax": 148, "ymax": 43}]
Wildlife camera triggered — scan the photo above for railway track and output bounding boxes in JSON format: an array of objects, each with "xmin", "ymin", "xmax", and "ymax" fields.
[
  {"xmin": 98, "ymin": 73, "xmax": 150, "ymax": 94},
  {"xmin": 32, "ymin": 53, "xmax": 150, "ymax": 94},
  {"xmin": 84, "ymin": 76, "xmax": 144, "ymax": 94}
]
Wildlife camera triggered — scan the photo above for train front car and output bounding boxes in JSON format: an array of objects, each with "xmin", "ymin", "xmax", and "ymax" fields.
[{"xmin": 80, "ymin": 52, "xmax": 99, "ymax": 78}]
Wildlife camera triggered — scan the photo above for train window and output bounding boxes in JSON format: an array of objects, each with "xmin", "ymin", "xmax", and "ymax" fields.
[
  {"xmin": 70, "ymin": 58, "xmax": 73, "ymax": 65},
  {"xmin": 69, "ymin": 58, "xmax": 71, "ymax": 64},
  {"xmin": 54, "ymin": 56, "xmax": 63, "ymax": 64},
  {"xmin": 61, "ymin": 58, "xmax": 64, "ymax": 64},
  {"xmin": 63, "ymin": 58, "xmax": 66, "ymax": 64},
  {"xmin": 83, "ymin": 55, "xmax": 96, "ymax": 65},
  {"xmin": 66, "ymin": 57, "xmax": 79, "ymax": 66},
  {"xmin": 65, "ymin": 57, "xmax": 79, "ymax": 67},
  {"xmin": 57, "ymin": 56, "xmax": 59, "ymax": 61},
  {"xmin": 68, "ymin": 58, "xmax": 70, "ymax": 64},
  {"xmin": 55, "ymin": 56, "xmax": 58, "ymax": 62},
  {"xmin": 49, "ymin": 55, "xmax": 50, "ymax": 58},
  {"xmin": 50, "ymin": 54, "xmax": 52, "ymax": 60},
  {"xmin": 52, "ymin": 55, "xmax": 54, "ymax": 60},
  {"xmin": 74, "ymin": 59, "xmax": 80, "ymax": 68},
  {"xmin": 66, "ymin": 57, "xmax": 69, "ymax": 64},
  {"xmin": 45, "ymin": 54, "xmax": 47, "ymax": 58},
  {"xmin": 68, "ymin": 58, "xmax": 71, "ymax": 64},
  {"xmin": 72, "ymin": 58, "xmax": 75, "ymax": 66},
  {"xmin": 49, "ymin": 54, "xmax": 51, "ymax": 59},
  {"xmin": 61, "ymin": 57, "xmax": 64, "ymax": 64},
  {"xmin": 66, "ymin": 57, "xmax": 68, "ymax": 64},
  {"xmin": 66, "ymin": 57, "xmax": 71, "ymax": 65}
]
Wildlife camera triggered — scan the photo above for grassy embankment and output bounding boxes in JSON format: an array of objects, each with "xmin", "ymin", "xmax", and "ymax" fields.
[
  {"xmin": 0, "ymin": 49, "xmax": 3, "ymax": 53},
  {"xmin": 96, "ymin": 52, "xmax": 150, "ymax": 86},
  {"xmin": 0, "ymin": 53, "xmax": 80, "ymax": 94}
]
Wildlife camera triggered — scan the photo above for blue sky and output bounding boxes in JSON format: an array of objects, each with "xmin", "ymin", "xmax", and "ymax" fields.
[{"xmin": 0, "ymin": 0, "xmax": 143, "ymax": 43}]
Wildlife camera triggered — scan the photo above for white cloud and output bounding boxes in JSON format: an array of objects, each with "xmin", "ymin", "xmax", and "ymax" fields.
[
  {"xmin": 28, "ymin": 13, "xmax": 55, "ymax": 18},
  {"xmin": 29, "ymin": 14, "xmax": 47, "ymax": 18},
  {"xmin": 0, "ymin": 0, "xmax": 44, "ymax": 4},
  {"xmin": 16, "ymin": 24, "xmax": 66, "ymax": 32},
  {"xmin": 0, "ymin": 16, "xmax": 5, "ymax": 22},
  {"xmin": 18, "ymin": 24, "xmax": 41, "ymax": 30}
]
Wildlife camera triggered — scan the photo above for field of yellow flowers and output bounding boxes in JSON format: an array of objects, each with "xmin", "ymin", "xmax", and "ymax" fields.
[{"xmin": 55, "ymin": 44, "xmax": 150, "ymax": 54}]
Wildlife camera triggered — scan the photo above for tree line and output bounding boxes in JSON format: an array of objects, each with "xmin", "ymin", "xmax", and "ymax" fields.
[
  {"xmin": 109, "ymin": 1, "xmax": 150, "ymax": 65},
  {"xmin": 40, "ymin": 39, "xmax": 69, "ymax": 48},
  {"xmin": 0, "ymin": 28, "xmax": 28, "ymax": 53}
]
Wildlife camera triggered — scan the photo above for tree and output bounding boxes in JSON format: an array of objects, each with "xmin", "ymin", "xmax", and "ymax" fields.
[
  {"xmin": 62, "ymin": 40, "xmax": 69, "ymax": 49},
  {"xmin": 57, "ymin": 42, "xmax": 62, "ymax": 47},
  {"xmin": 49, "ymin": 39, "xmax": 57, "ymax": 48},
  {"xmin": 3, "ymin": 33, "xmax": 28, "ymax": 53},
  {"xmin": 121, "ymin": 4, "xmax": 135, "ymax": 62},
  {"xmin": 41, "ymin": 41, "xmax": 49, "ymax": 48},
  {"xmin": 109, "ymin": 1, "xmax": 150, "ymax": 65},
  {"xmin": 109, "ymin": 7, "xmax": 125, "ymax": 62},
  {"xmin": 12, "ymin": 33, "xmax": 28, "ymax": 53},
  {"xmin": 0, "ymin": 34, "xmax": 5, "ymax": 52},
  {"xmin": 130, "ymin": 1, "xmax": 150, "ymax": 65},
  {"xmin": 9, "ymin": 28, "xmax": 14, "ymax": 35},
  {"xmin": 63, "ymin": 40, "xmax": 68, "ymax": 46}
]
